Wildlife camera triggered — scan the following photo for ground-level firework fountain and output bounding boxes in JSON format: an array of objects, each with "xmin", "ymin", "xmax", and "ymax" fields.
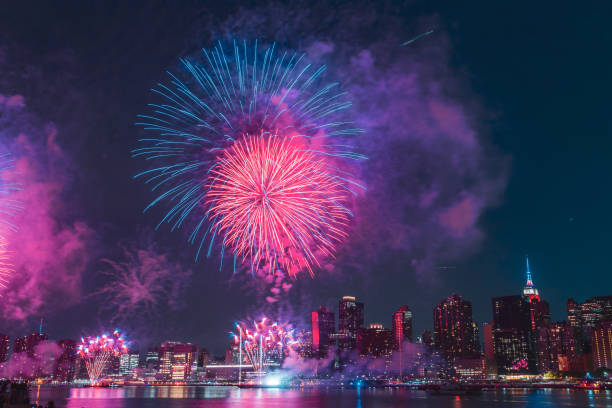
[
  {"xmin": 77, "ymin": 329, "xmax": 129, "ymax": 385},
  {"xmin": 232, "ymin": 318, "xmax": 300, "ymax": 382}
]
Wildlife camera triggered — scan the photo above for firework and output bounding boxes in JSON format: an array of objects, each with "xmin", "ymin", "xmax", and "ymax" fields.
[
  {"xmin": 0, "ymin": 153, "xmax": 20, "ymax": 292},
  {"xmin": 93, "ymin": 247, "xmax": 190, "ymax": 322},
  {"xmin": 77, "ymin": 330, "xmax": 129, "ymax": 384},
  {"xmin": 232, "ymin": 317, "xmax": 300, "ymax": 372},
  {"xmin": 134, "ymin": 40, "xmax": 364, "ymax": 278}
]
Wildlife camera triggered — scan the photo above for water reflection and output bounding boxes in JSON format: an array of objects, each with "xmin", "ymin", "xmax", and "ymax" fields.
[{"xmin": 26, "ymin": 386, "xmax": 612, "ymax": 408}]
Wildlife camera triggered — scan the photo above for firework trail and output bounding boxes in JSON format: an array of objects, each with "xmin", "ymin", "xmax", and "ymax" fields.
[
  {"xmin": 77, "ymin": 329, "xmax": 129, "ymax": 385},
  {"xmin": 134, "ymin": 40, "xmax": 364, "ymax": 278},
  {"xmin": 0, "ymin": 154, "xmax": 21, "ymax": 292},
  {"xmin": 232, "ymin": 317, "xmax": 301, "ymax": 372},
  {"xmin": 93, "ymin": 245, "xmax": 191, "ymax": 323},
  {"xmin": 400, "ymin": 29, "xmax": 435, "ymax": 46}
]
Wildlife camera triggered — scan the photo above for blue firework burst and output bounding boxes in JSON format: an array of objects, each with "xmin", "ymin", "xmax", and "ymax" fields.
[{"xmin": 133, "ymin": 40, "xmax": 365, "ymax": 274}]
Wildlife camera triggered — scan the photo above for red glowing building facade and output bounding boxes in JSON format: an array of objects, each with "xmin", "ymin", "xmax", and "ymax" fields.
[
  {"xmin": 392, "ymin": 305, "xmax": 413, "ymax": 350},
  {"xmin": 312, "ymin": 306, "xmax": 335, "ymax": 357}
]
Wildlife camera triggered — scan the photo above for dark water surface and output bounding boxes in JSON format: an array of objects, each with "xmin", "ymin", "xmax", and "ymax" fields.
[{"xmin": 30, "ymin": 386, "xmax": 612, "ymax": 408}]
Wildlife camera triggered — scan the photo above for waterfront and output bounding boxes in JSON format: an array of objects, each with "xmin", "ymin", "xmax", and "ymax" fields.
[{"xmin": 29, "ymin": 386, "xmax": 612, "ymax": 408}]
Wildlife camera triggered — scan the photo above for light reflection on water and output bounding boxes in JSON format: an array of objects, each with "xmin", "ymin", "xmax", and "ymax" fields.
[{"xmin": 28, "ymin": 386, "xmax": 612, "ymax": 408}]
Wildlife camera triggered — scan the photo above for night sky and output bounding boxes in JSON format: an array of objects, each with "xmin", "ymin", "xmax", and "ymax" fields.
[{"xmin": 0, "ymin": 1, "xmax": 609, "ymax": 355}]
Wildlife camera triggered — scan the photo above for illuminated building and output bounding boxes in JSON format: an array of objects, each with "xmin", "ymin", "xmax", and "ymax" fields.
[
  {"xmin": 13, "ymin": 332, "xmax": 48, "ymax": 357},
  {"xmin": 357, "ymin": 323, "xmax": 394, "ymax": 357},
  {"xmin": 537, "ymin": 322, "xmax": 581, "ymax": 373},
  {"xmin": 566, "ymin": 295, "xmax": 612, "ymax": 358},
  {"xmin": 492, "ymin": 295, "xmax": 535, "ymax": 374},
  {"xmin": 567, "ymin": 298, "xmax": 582, "ymax": 327},
  {"xmin": 312, "ymin": 306, "xmax": 335, "ymax": 356},
  {"xmin": 145, "ymin": 348, "xmax": 159, "ymax": 369},
  {"xmin": 420, "ymin": 330, "xmax": 434, "ymax": 348},
  {"xmin": 433, "ymin": 294, "xmax": 479, "ymax": 360},
  {"xmin": 483, "ymin": 321, "xmax": 494, "ymax": 360},
  {"xmin": 453, "ymin": 356, "xmax": 486, "ymax": 379},
  {"xmin": 198, "ymin": 349, "xmax": 210, "ymax": 367},
  {"xmin": 592, "ymin": 321, "xmax": 612, "ymax": 370},
  {"xmin": 522, "ymin": 257, "xmax": 550, "ymax": 330},
  {"xmin": 338, "ymin": 296, "xmax": 364, "ymax": 350},
  {"xmin": 119, "ymin": 353, "xmax": 140, "ymax": 377},
  {"xmin": 0, "ymin": 334, "xmax": 9, "ymax": 362},
  {"xmin": 53, "ymin": 339, "xmax": 77, "ymax": 382},
  {"xmin": 392, "ymin": 305, "xmax": 413, "ymax": 350},
  {"xmin": 157, "ymin": 341, "xmax": 198, "ymax": 381},
  {"xmin": 568, "ymin": 296, "xmax": 612, "ymax": 329}
]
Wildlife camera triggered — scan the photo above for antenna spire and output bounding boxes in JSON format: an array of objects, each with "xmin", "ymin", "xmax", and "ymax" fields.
[{"xmin": 525, "ymin": 255, "xmax": 533, "ymax": 286}]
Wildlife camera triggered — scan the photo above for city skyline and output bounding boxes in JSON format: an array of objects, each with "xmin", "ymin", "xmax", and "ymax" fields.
[
  {"xmin": 1, "ymin": 256, "xmax": 603, "ymax": 357},
  {"xmin": 2, "ymin": 278, "xmax": 610, "ymax": 383},
  {"xmin": 0, "ymin": 254, "xmax": 608, "ymax": 356}
]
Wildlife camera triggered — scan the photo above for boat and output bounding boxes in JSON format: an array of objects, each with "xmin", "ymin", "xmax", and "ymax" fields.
[{"xmin": 574, "ymin": 380, "xmax": 602, "ymax": 390}]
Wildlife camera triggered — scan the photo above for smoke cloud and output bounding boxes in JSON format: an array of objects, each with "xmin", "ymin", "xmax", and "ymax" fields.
[
  {"xmin": 207, "ymin": 3, "xmax": 508, "ymax": 281},
  {"xmin": 0, "ymin": 94, "xmax": 97, "ymax": 321},
  {"xmin": 0, "ymin": 340, "xmax": 62, "ymax": 379}
]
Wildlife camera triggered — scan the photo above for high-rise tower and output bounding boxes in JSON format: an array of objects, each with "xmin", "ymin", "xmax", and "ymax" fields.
[
  {"xmin": 392, "ymin": 306, "xmax": 413, "ymax": 349},
  {"xmin": 522, "ymin": 256, "xmax": 540, "ymax": 302},
  {"xmin": 338, "ymin": 296, "xmax": 364, "ymax": 350},
  {"xmin": 522, "ymin": 256, "xmax": 550, "ymax": 330}
]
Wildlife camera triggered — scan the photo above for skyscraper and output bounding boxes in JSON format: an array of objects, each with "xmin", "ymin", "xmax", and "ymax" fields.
[
  {"xmin": 312, "ymin": 306, "xmax": 335, "ymax": 356},
  {"xmin": 567, "ymin": 298, "xmax": 582, "ymax": 327},
  {"xmin": 482, "ymin": 321, "xmax": 494, "ymax": 360},
  {"xmin": 338, "ymin": 296, "xmax": 364, "ymax": 350},
  {"xmin": 357, "ymin": 323, "xmax": 394, "ymax": 357},
  {"xmin": 537, "ymin": 322, "xmax": 580, "ymax": 373},
  {"xmin": 492, "ymin": 295, "xmax": 535, "ymax": 374},
  {"xmin": 146, "ymin": 348, "xmax": 160, "ymax": 369},
  {"xmin": 433, "ymin": 294, "xmax": 478, "ymax": 360},
  {"xmin": 13, "ymin": 332, "xmax": 48, "ymax": 358},
  {"xmin": 158, "ymin": 341, "xmax": 198, "ymax": 381},
  {"xmin": 120, "ymin": 353, "xmax": 140, "ymax": 377},
  {"xmin": 392, "ymin": 305, "xmax": 413, "ymax": 349},
  {"xmin": 522, "ymin": 257, "xmax": 550, "ymax": 330},
  {"xmin": 568, "ymin": 296, "xmax": 612, "ymax": 329},
  {"xmin": 54, "ymin": 339, "xmax": 77, "ymax": 382},
  {"xmin": 592, "ymin": 321, "xmax": 612, "ymax": 370},
  {"xmin": 0, "ymin": 334, "xmax": 9, "ymax": 362}
]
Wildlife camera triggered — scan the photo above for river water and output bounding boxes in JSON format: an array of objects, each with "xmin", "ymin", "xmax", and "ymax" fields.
[{"xmin": 29, "ymin": 385, "xmax": 612, "ymax": 408}]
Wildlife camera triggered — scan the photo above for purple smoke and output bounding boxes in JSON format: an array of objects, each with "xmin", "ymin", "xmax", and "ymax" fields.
[{"xmin": 0, "ymin": 94, "xmax": 97, "ymax": 321}]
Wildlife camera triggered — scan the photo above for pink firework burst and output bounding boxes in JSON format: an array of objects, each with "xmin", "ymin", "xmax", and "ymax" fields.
[{"xmin": 207, "ymin": 133, "xmax": 351, "ymax": 277}]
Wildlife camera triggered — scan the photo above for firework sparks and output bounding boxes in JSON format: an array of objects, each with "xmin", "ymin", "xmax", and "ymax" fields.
[
  {"xmin": 77, "ymin": 329, "xmax": 129, "ymax": 385},
  {"xmin": 232, "ymin": 317, "xmax": 300, "ymax": 372},
  {"xmin": 207, "ymin": 133, "xmax": 350, "ymax": 276},
  {"xmin": 93, "ymin": 246, "xmax": 191, "ymax": 322},
  {"xmin": 134, "ymin": 40, "xmax": 364, "ymax": 278},
  {"xmin": 0, "ymin": 154, "xmax": 21, "ymax": 292}
]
